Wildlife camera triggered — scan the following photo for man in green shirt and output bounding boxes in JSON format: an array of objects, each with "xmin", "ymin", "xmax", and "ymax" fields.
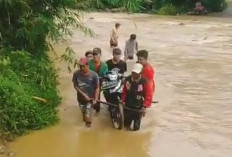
[{"xmin": 89, "ymin": 47, "xmax": 108, "ymax": 112}]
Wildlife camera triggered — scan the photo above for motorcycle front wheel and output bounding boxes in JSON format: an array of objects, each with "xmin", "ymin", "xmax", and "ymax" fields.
[{"xmin": 110, "ymin": 103, "xmax": 124, "ymax": 129}]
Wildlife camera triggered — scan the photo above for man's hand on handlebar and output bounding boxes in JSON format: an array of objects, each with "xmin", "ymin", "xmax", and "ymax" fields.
[
  {"xmin": 92, "ymin": 99, "xmax": 97, "ymax": 105},
  {"xmin": 141, "ymin": 107, "xmax": 146, "ymax": 117}
]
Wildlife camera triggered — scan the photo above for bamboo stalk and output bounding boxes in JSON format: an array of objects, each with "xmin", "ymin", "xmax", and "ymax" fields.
[{"xmin": 32, "ymin": 96, "xmax": 48, "ymax": 104}]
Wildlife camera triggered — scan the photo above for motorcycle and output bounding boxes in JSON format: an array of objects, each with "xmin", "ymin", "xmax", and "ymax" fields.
[{"xmin": 100, "ymin": 69, "xmax": 125, "ymax": 129}]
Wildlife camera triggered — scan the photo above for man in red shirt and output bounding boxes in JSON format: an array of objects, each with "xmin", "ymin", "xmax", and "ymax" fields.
[{"xmin": 136, "ymin": 50, "xmax": 155, "ymax": 99}]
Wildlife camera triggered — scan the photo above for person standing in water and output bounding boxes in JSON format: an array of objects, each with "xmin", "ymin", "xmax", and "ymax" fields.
[
  {"xmin": 89, "ymin": 47, "xmax": 108, "ymax": 113},
  {"xmin": 122, "ymin": 63, "xmax": 152, "ymax": 131},
  {"xmin": 124, "ymin": 34, "xmax": 138, "ymax": 61},
  {"xmin": 136, "ymin": 50, "xmax": 155, "ymax": 99},
  {"xmin": 110, "ymin": 23, "xmax": 121, "ymax": 47},
  {"xmin": 72, "ymin": 57, "xmax": 100, "ymax": 127}
]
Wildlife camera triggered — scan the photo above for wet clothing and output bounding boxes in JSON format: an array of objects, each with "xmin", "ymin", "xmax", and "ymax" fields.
[
  {"xmin": 142, "ymin": 63, "xmax": 155, "ymax": 99},
  {"xmin": 122, "ymin": 75, "xmax": 151, "ymax": 130},
  {"xmin": 124, "ymin": 109, "xmax": 142, "ymax": 131},
  {"xmin": 110, "ymin": 28, "xmax": 119, "ymax": 47},
  {"xmin": 72, "ymin": 70, "xmax": 99, "ymax": 104},
  {"xmin": 110, "ymin": 39, "xmax": 118, "ymax": 47},
  {"xmin": 106, "ymin": 59, "xmax": 127, "ymax": 74},
  {"xmin": 122, "ymin": 76, "xmax": 152, "ymax": 109},
  {"xmin": 89, "ymin": 60, "xmax": 108, "ymax": 112},
  {"xmin": 124, "ymin": 39, "xmax": 138, "ymax": 60},
  {"xmin": 89, "ymin": 59, "xmax": 108, "ymax": 78},
  {"xmin": 79, "ymin": 102, "xmax": 93, "ymax": 114},
  {"xmin": 72, "ymin": 70, "xmax": 99, "ymax": 123}
]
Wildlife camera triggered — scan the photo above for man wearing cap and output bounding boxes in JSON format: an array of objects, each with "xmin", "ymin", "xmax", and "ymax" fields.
[
  {"xmin": 89, "ymin": 47, "xmax": 108, "ymax": 113},
  {"xmin": 85, "ymin": 50, "xmax": 93, "ymax": 61},
  {"xmin": 89, "ymin": 47, "xmax": 108, "ymax": 78},
  {"xmin": 121, "ymin": 63, "xmax": 152, "ymax": 131},
  {"xmin": 106, "ymin": 48, "xmax": 127, "ymax": 74},
  {"xmin": 72, "ymin": 57, "xmax": 100, "ymax": 127}
]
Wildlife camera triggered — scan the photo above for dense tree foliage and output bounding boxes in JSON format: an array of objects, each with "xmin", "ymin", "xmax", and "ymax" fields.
[
  {"xmin": 0, "ymin": 0, "xmax": 91, "ymax": 54},
  {"xmin": 0, "ymin": 0, "xmax": 87, "ymax": 139},
  {"xmin": 74, "ymin": 0, "xmax": 227, "ymax": 14}
]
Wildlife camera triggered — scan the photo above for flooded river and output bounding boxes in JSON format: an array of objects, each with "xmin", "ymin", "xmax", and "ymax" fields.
[{"xmin": 6, "ymin": 13, "xmax": 232, "ymax": 157}]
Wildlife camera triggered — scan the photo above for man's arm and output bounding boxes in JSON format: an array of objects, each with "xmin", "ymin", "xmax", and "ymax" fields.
[
  {"xmin": 121, "ymin": 82, "xmax": 127, "ymax": 103},
  {"xmin": 144, "ymin": 66, "xmax": 154, "ymax": 81},
  {"xmin": 94, "ymin": 83, "xmax": 100, "ymax": 100},
  {"xmin": 124, "ymin": 61, "xmax": 127, "ymax": 73},
  {"xmin": 124, "ymin": 42, "xmax": 128, "ymax": 60},
  {"xmin": 143, "ymin": 82, "xmax": 153, "ymax": 108},
  {"xmin": 105, "ymin": 62, "xmax": 108, "ymax": 73},
  {"xmin": 98, "ymin": 62, "xmax": 108, "ymax": 77},
  {"xmin": 93, "ymin": 73, "xmax": 100, "ymax": 101},
  {"xmin": 136, "ymin": 41, "xmax": 138, "ymax": 51},
  {"xmin": 110, "ymin": 29, "xmax": 113, "ymax": 39},
  {"xmin": 73, "ymin": 83, "xmax": 90, "ymax": 101},
  {"xmin": 110, "ymin": 29, "xmax": 116, "ymax": 41}
]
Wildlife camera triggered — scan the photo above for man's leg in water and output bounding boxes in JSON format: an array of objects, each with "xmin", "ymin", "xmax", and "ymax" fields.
[
  {"xmin": 124, "ymin": 110, "xmax": 133, "ymax": 130},
  {"xmin": 79, "ymin": 102, "xmax": 92, "ymax": 127},
  {"xmin": 133, "ymin": 111, "xmax": 142, "ymax": 131}
]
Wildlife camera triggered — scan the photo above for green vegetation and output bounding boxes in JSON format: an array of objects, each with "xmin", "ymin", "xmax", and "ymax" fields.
[
  {"xmin": 74, "ymin": 0, "xmax": 227, "ymax": 14},
  {"xmin": 0, "ymin": 50, "xmax": 60, "ymax": 140},
  {"xmin": 0, "ymin": 0, "xmax": 90, "ymax": 140},
  {"xmin": 157, "ymin": 4, "xmax": 178, "ymax": 15}
]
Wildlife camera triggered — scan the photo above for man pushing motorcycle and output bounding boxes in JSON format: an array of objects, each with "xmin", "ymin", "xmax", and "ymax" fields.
[
  {"xmin": 122, "ymin": 63, "xmax": 153, "ymax": 131},
  {"xmin": 72, "ymin": 57, "xmax": 100, "ymax": 127}
]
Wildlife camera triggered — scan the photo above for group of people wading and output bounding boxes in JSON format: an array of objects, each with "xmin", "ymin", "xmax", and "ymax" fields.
[{"xmin": 72, "ymin": 23, "xmax": 155, "ymax": 131}]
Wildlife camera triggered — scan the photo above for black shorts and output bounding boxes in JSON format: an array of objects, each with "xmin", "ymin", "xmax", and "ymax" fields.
[
  {"xmin": 110, "ymin": 39, "xmax": 118, "ymax": 47},
  {"xmin": 128, "ymin": 56, "xmax": 134, "ymax": 60}
]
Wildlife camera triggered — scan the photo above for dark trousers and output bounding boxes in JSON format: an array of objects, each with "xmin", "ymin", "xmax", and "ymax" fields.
[{"xmin": 124, "ymin": 109, "xmax": 142, "ymax": 131}]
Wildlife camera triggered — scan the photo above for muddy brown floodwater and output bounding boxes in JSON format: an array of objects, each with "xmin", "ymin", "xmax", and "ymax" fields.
[{"xmin": 6, "ymin": 13, "xmax": 232, "ymax": 157}]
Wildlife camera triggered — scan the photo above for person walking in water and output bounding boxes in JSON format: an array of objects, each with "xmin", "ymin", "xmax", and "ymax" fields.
[
  {"xmin": 110, "ymin": 23, "xmax": 121, "ymax": 47},
  {"xmin": 122, "ymin": 63, "xmax": 152, "ymax": 131},
  {"xmin": 89, "ymin": 47, "xmax": 108, "ymax": 113},
  {"xmin": 124, "ymin": 34, "xmax": 138, "ymax": 61},
  {"xmin": 72, "ymin": 57, "xmax": 100, "ymax": 127},
  {"xmin": 136, "ymin": 50, "xmax": 155, "ymax": 100}
]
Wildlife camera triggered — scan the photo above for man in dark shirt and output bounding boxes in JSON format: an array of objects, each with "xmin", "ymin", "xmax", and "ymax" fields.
[
  {"xmin": 122, "ymin": 63, "xmax": 152, "ymax": 131},
  {"xmin": 106, "ymin": 48, "xmax": 127, "ymax": 74},
  {"xmin": 72, "ymin": 57, "xmax": 100, "ymax": 127}
]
